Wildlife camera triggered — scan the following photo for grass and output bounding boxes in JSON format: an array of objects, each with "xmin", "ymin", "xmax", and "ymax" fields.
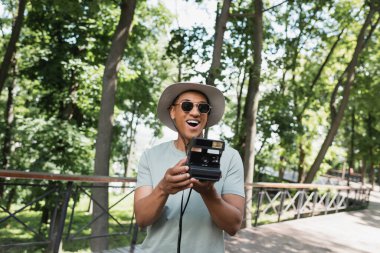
[{"xmin": 0, "ymin": 190, "xmax": 146, "ymax": 253}]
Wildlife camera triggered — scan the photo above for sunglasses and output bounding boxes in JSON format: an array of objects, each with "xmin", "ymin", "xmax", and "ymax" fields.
[{"xmin": 173, "ymin": 101, "xmax": 212, "ymax": 114}]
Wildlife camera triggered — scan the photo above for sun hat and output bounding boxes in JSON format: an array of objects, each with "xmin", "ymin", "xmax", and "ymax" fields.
[{"xmin": 157, "ymin": 82, "xmax": 225, "ymax": 132}]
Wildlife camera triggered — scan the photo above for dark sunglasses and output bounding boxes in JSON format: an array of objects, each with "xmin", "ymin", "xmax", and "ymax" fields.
[{"xmin": 173, "ymin": 101, "xmax": 212, "ymax": 114}]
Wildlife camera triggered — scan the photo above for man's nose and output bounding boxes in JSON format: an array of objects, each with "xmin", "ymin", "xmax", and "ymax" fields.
[{"xmin": 189, "ymin": 104, "xmax": 200, "ymax": 115}]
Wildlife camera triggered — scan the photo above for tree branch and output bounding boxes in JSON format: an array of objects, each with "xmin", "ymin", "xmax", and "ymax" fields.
[
  {"xmin": 263, "ymin": 0, "xmax": 289, "ymax": 12},
  {"xmin": 298, "ymin": 28, "xmax": 346, "ymax": 118},
  {"xmin": 230, "ymin": 0, "xmax": 289, "ymax": 19}
]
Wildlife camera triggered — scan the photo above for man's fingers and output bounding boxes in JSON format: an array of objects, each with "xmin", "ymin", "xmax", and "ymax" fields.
[
  {"xmin": 171, "ymin": 181, "xmax": 194, "ymax": 193},
  {"xmin": 173, "ymin": 178, "xmax": 192, "ymax": 188},
  {"xmin": 161, "ymin": 158, "xmax": 192, "ymax": 194},
  {"xmin": 174, "ymin": 157, "xmax": 187, "ymax": 167},
  {"xmin": 172, "ymin": 165, "xmax": 189, "ymax": 175},
  {"xmin": 165, "ymin": 179, "xmax": 193, "ymax": 194},
  {"xmin": 166, "ymin": 171, "xmax": 190, "ymax": 183}
]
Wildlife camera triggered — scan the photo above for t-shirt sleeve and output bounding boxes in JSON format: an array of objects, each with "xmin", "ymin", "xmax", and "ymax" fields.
[
  {"xmin": 136, "ymin": 151, "xmax": 153, "ymax": 188},
  {"xmin": 222, "ymin": 149, "xmax": 245, "ymax": 197}
]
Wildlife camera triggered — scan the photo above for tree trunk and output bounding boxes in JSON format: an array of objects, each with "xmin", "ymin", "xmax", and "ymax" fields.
[
  {"xmin": 243, "ymin": 0, "xmax": 263, "ymax": 229},
  {"xmin": 206, "ymin": 0, "xmax": 231, "ymax": 86},
  {"xmin": 177, "ymin": 60, "xmax": 182, "ymax": 82},
  {"xmin": 204, "ymin": 0, "xmax": 231, "ymax": 138},
  {"xmin": 0, "ymin": 64, "xmax": 16, "ymax": 198},
  {"xmin": 234, "ymin": 59, "xmax": 248, "ymax": 140},
  {"xmin": 295, "ymin": 28, "xmax": 344, "ymax": 182},
  {"xmin": 1, "ymin": 71, "xmax": 15, "ymax": 171},
  {"xmin": 297, "ymin": 141, "xmax": 305, "ymax": 183},
  {"xmin": 360, "ymin": 160, "xmax": 366, "ymax": 185},
  {"xmin": 370, "ymin": 161, "xmax": 374, "ymax": 189},
  {"xmin": 234, "ymin": 26, "xmax": 250, "ymax": 152},
  {"xmin": 122, "ymin": 106, "xmax": 138, "ymax": 192},
  {"xmin": 348, "ymin": 107, "xmax": 355, "ymax": 168},
  {"xmin": 304, "ymin": 5, "xmax": 377, "ymax": 183},
  {"xmin": 0, "ymin": 0, "xmax": 27, "ymax": 95},
  {"xmin": 91, "ymin": 0, "xmax": 137, "ymax": 251},
  {"xmin": 5, "ymin": 187, "xmax": 16, "ymax": 211},
  {"xmin": 279, "ymin": 156, "xmax": 285, "ymax": 181},
  {"xmin": 298, "ymin": 27, "xmax": 345, "ymax": 117},
  {"xmin": 367, "ymin": 112, "xmax": 374, "ymax": 188},
  {"xmin": 46, "ymin": 209, "xmax": 61, "ymax": 253}
]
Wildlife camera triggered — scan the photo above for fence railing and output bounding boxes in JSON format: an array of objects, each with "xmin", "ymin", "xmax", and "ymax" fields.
[
  {"xmin": 0, "ymin": 169, "xmax": 137, "ymax": 253},
  {"xmin": 0, "ymin": 170, "xmax": 372, "ymax": 252},
  {"xmin": 246, "ymin": 182, "xmax": 371, "ymax": 226}
]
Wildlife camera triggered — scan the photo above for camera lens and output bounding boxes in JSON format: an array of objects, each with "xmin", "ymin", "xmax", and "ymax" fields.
[
  {"xmin": 201, "ymin": 156, "xmax": 209, "ymax": 165},
  {"xmin": 211, "ymin": 155, "xmax": 219, "ymax": 163}
]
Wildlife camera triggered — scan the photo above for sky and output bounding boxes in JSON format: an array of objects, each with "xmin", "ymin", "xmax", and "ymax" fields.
[{"xmin": 159, "ymin": 0, "xmax": 217, "ymax": 30}]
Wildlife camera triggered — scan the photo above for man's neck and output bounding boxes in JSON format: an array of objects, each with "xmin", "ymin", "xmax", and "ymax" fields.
[{"xmin": 174, "ymin": 138, "xmax": 187, "ymax": 152}]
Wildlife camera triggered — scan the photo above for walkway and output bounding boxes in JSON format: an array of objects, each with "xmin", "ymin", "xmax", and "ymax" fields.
[{"xmin": 225, "ymin": 187, "xmax": 380, "ymax": 253}]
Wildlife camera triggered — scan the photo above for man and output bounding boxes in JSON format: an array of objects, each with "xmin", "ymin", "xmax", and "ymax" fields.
[{"xmin": 134, "ymin": 82, "xmax": 245, "ymax": 253}]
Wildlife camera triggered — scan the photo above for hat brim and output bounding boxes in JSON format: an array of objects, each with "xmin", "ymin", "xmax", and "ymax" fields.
[{"xmin": 157, "ymin": 82, "xmax": 225, "ymax": 132}]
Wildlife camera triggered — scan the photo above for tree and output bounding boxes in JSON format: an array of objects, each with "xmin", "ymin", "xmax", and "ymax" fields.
[
  {"xmin": 91, "ymin": 0, "xmax": 137, "ymax": 251},
  {"xmin": 243, "ymin": 0, "xmax": 263, "ymax": 228},
  {"xmin": 305, "ymin": 1, "xmax": 380, "ymax": 183},
  {"xmin": 206, "ymin": 0, "xmax": 231, "ymax": 86},
  {"xmin": 165, "ymin": 26, "xmax": 212, "ymax": 82},
  {"xmin": 0, "ymin": 62, "xmax": 16, "ymax": 198},
  {"xmin": 0, "ymin": 0, "xmax": 27, "ymax": 95}
]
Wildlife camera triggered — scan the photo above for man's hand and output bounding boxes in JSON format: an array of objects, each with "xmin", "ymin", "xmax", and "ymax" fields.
[
  {"xmin": 191, "ymin": 177, "xmax": 244, "ymax": 236},
  {"xmin": 191, "ymin": 179, "xmax": 215, "ymax": 195},
  {"xmin": 134, "ymin": 158, "xmax": 194, "ymax": 227},
  {"xmin": 158, "ymin": 158, "xmax": 193, "ymax": 195}
]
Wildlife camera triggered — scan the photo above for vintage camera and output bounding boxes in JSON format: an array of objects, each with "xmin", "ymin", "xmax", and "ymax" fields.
[{"xmin": 186, "ymin": 137, "xmax": 225, "ymax": 182}]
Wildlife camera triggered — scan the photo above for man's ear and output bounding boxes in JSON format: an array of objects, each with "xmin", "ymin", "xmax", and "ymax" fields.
[{"xmin": 169, "ymin": 107, "xmax": 175, "ymax": 120}]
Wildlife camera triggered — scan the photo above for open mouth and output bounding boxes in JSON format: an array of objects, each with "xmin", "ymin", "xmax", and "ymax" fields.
[{"xmin": 186, "ymin": 120, "xmax": 200, "ymax": 128}]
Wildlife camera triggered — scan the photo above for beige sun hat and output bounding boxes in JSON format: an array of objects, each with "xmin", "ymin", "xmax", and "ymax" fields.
[{"xmin": 157, "ymin": 82, "xmax": 225, "ymax": 132}]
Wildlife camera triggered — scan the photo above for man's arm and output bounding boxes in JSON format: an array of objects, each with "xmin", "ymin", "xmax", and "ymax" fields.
[
  {"xmin": 134, "ymin": 158, "xmax": 193, "ymax": 227},
  {"xmin": 192, "ymin": 181, "xmax": 244, "ymax": 236},
  {"xmin": 133, "ymin": 186, "xmax": 167, "ymax": 227}
]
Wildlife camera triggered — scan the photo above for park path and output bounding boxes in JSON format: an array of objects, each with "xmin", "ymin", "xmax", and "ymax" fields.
[{"xmin": 225, "ymin": 186, "xmax": 380, "ymax": 253}]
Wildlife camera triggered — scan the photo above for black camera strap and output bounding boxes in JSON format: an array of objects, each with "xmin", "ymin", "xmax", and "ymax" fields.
[
  {"xmin": 177, "ymin": 188, "xmax": 193, "ymax": 253},
  {"xmin": 171, "ymin": 118, "xmax": 199, "ymax": 252}
]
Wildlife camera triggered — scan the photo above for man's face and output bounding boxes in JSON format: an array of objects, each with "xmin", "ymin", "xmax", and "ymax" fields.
[{"xmin": 170, "ymin": 91, "xmax": 209, "ymax": 141}]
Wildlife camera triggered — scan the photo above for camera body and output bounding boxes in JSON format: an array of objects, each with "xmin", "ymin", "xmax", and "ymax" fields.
[{"xmin": 186, "ymin": 137, "xmax": 225, "ymax": 182}]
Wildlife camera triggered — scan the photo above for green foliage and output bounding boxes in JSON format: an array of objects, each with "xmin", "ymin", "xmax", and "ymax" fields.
[
  {"xmin": 337, "ymin": 21, "xmax": 380, "ymax": 170},
  {"xmin": 0, "ymin": 0, "xmax": 379, "ymax": 236},
  {"xmin": 12, "ymin": 117, "xmax": 94, "ymax": 173},
  {"xmin": 0, "ymin": 0, "xmax": 379, "ymax": 250},
  {"xmin": 165, "ymin": 26, "xmax": 213, "ymax": 81},
  {"xmin": 218, "ymin": 0, "xmax": 380, "ymax": 182},
  {"xmin": 111, "ymin": 1, "xmax": 173, "ymax": 175},
  {"xmin": 0, "ymin": 191, "xmax": 143, "ymax": 252}
]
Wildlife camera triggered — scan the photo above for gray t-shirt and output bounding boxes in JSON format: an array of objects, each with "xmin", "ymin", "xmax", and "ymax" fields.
[{"xmin": 136, "ymin": 140, "xmax": 244, "ymax": 253}]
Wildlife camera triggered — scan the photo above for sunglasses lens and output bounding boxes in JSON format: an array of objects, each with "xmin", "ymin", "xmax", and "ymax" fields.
[
  {"xmin": 198, "ymin": 103, "xmax": 210, "ymax": 113},
  {"xmin": 181, "ymin": 101, "xmax": 194, "ymax": 112}
]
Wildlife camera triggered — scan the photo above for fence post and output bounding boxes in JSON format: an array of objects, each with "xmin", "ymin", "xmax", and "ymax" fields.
[
  {"xmin": 353, "ymin": 189, "xmax": 358, "ymax": 208},
  {"xmin": 66, "ymin": 185, "xmax": 79, "ymax": 240},
  {"xmin": 311, "ymin": 189, "xmax": 318, "ymax": 217},
  {"xmin": 296, "ymin": 190, "xmax": 305, "ymax": 219},
  {"xmin": 325, "ymin": 190, "xmax": 330, "ymax": 215},
  {"xmin": 254, "ymin": 188, "xmax": 264, "ymax": 227},
  {"xmin": 130, "ymin": 222, "xmax": 139, "ymax": 253},
  {"xmin": 345, "ymin": 187, "xmax": 350, "ymax": 210},
  {"xmin": 52, "ymin": 181, "xmax": 73, "ymax": 253},
  {"xmin": 366, "ymin": 189, "xmax": 371, "ymax": 205},
  {"xmin": 335, "ymin": 190, "xmax": 341, "ymax": 213},
  {"xmin": 277, "ymin": 190, "xmax": 285, "ymax": 222}
]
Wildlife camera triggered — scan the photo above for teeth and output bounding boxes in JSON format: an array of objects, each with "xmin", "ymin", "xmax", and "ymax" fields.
[{"xmin": 187, "ymin": 120, "xmax": 199, "ymax": 127}]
